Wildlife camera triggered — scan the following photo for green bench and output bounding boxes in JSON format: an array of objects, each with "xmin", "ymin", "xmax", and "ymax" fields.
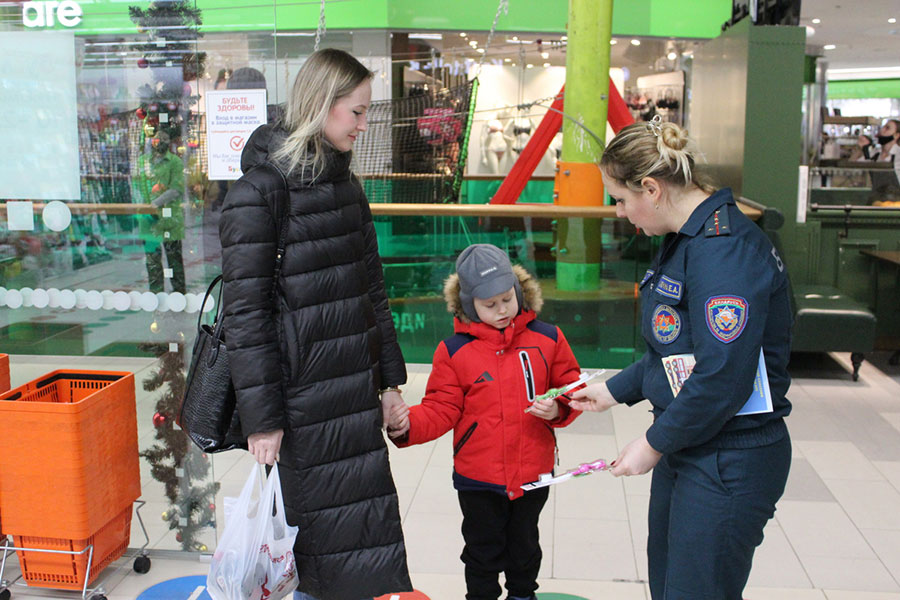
[
  {"xmin": 790, "ymin": 284, "xmax": 876, "ymax": 381},
  {"xmin": 743, "ymin": 198, "xmax": 876, "ymax": 381}
]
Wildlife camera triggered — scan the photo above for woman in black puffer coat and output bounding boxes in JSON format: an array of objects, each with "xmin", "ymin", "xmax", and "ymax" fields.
[{"xmin": 219, "ymin": 49, "xmax": 411, "ymax": 600}]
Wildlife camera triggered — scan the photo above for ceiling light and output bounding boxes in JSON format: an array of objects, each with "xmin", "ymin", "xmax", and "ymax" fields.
[
  {"xmin": 561, "ymin": 36, "xmax": 567, "ymax": 41},
  {"xmin": 469, "ymin": 40, "xmax": 478, "ymax": 47},
  {"xmin": 543, "ymin": 62, "xmax": 551, "ymax": 68},
  {"xmin": 610, "ymin": 39, "xmax": 617, "ymax": 45},
  {"xmin": 512, "ymin": 36, "xmax": 519, "ymax": 41},
  {"xmin": 667, "ymin": 51, "xmax": 678, "ymax": 60},
  {"xmin": 477, "ymin": 48, "xmax": 485, "ymax": 53},
  {"xmin": 409, "ymin": 33, "xmax": 442, "ymax": 40},
  {"xmin": 541, "ymin": 51, "xmax": 549, "ymax": 59},
  {"xmin": 806, "ymin": 25, "xmax": 816, "ymax": 36},
  {"xmin": 812, "ymin": 18, "xmax": 821, "ymax": 24},
  {"xmin": 890, "ymin": 18, "xmax": 897, "ymax": 24},
  {"xmin": 823, "ymin": 44, "xmax": 836, "ymax": 50},
  {"xmin": 460, "ymin": 32, "xmax": 467, "ymax": 37},
  {"xmin": 631, "ymin": 39, "xmax": 641, "ymax": 46},
  {"xmin": 526, "ymin": 63, "xmax": 534, "ymax": 68},
  {"xmin": 504, "ymin": 57, "xmax": 511, "ymax": 62}
]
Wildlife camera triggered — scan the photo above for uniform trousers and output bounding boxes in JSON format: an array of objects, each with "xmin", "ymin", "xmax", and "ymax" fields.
[
  {"xmin": 457, "ymin": 487, "xmax": 549, "ymax": 600},
  {"xmin": 647, "ymin": 434, "xmax": 791, "ymax": 600}
]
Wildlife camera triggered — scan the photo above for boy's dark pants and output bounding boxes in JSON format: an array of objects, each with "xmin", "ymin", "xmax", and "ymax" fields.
[{"xmin": 458, "ymin": 487, "xmax": 549, "ymax": 600}]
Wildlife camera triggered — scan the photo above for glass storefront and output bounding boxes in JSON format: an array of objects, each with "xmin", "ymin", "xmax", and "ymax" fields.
[{"xmin": 1, "ymin": 0, "xmax": 725, "ymax": 555}]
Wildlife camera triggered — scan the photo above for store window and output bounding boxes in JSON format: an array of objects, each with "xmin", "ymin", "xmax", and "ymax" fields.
[{"xmin": 1, "ymin": 1, "xmax": 692, "ymax": 555}]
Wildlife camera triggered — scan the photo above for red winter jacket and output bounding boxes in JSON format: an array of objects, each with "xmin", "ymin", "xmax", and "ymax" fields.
[{"xmin": 394, "ymin": 266, "xmax": 581, "ymax": 500}]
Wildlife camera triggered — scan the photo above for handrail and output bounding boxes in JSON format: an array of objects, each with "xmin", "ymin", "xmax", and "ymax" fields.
[
  {"xmin": 0, "ymin": 202, "xmax": 762, "ymax": 220},
  {"xmin": 369, "ymin": 203, "xmax": 616, "ymax": 218},
  {"xmin": 809, "ymin": 203, "xmax": 900, "ymax": 213}
]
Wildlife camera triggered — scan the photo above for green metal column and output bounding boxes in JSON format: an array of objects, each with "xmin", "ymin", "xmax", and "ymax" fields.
[{"xmin": 556, "ymin": 0, "xmax": 613, "ymax": 291}]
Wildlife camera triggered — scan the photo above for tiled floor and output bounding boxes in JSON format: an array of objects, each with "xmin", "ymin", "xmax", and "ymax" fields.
[{"xmin": 4, "ymin": 351, "xmax": 900, "ymax": 599}]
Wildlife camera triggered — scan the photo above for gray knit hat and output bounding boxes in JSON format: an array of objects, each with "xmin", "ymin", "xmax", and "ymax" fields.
[{"xmin": 456, "ymin": 244, "xmax": 522, "ymax": 322}]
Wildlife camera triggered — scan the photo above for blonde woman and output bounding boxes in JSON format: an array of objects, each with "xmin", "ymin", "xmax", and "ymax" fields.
[
  {"xmin": 570, "ymin": 117, "xmax": 793, "ymax": 600},
  {"xmin": 219, "ymin": 49, "xmax": 411, "ymax": 600}
]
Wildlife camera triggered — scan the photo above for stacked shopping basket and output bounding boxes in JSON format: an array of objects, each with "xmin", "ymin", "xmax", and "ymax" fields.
[{"xmin": 0, "ymin": 369, "xmax": 142, "ymax": 596}]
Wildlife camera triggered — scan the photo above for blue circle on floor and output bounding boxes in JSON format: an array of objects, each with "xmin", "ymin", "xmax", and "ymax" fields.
[{"xmin": 137, "ymin": 575, "xmax": 212, "ymax": 600}]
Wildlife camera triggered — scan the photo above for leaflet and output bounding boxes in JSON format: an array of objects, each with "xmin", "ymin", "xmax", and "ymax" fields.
[{"xmin": 661, "ymin": 349, "xmax": 773, "ymax": 416}]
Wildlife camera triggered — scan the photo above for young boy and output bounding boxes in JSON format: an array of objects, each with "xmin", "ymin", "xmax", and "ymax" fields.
[{"xmin": 389, "ymin": 243, "xmax": 582, "ymax": 600}]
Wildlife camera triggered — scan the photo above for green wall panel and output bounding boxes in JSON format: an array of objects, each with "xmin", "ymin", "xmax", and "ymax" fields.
[{"xmin": 827, "ymin": 79, "xmax": 900, "ymax": 99}]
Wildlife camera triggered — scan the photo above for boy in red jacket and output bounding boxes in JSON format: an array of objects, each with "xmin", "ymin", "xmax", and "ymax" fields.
[{"xmin": 389, "ymin": 243, "xmax": 581, "ymax": 600}]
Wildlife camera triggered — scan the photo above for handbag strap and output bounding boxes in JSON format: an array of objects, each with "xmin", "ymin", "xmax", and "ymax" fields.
[
  {"xmin": 205, "ymin": 161, "xmax": 290, "ymax": 339},
  {"xmin": 196, "ymin": 274, "xmax": 226, "ymax": 341},
  {"xmin": 257, "ymin": 161, "xmax": 291, "ymax": 293}
]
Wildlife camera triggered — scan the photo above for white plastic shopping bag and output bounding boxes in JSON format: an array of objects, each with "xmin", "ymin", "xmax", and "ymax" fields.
[{"xmin": 207, "ymin": 463, "xmax": 299, "ymax": 600}]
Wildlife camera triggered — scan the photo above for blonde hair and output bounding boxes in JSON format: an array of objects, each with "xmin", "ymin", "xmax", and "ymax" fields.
[
  {"xmin": 600, "ymin": 119, "xmax": 714, "ymax": 193},
  {"xmin": 272, "ymin": 48, "xmax": 373, "ymax": 180}
]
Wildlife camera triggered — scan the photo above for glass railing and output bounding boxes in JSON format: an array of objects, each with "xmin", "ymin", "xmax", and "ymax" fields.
[
  {"xmin": 0, "ymin": 201, "xmax": 653, "ymax": 369},
  {"xmin": 809, "ymin": 164, "xmax": 900, "ymax": 208}
]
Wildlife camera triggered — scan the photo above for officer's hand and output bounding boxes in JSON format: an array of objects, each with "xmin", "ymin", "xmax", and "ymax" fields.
[
  {"xmin": 247, "ymin": 429, "xmax": 284, "ymax": 465},
  {"xmin": 525, "ymin": 397, "xmax": 560, "ymax": 421},
  {"xmin": 609, "ymin": 433, "xmax": 662, "ymax": 477},
  {"xmin": 568, "ymin": 382, "xmax": 617, "ymax": 413}
]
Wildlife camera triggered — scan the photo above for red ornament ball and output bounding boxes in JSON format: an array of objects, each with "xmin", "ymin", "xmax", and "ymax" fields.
[
  {"xmin": 137, "ymin": 57, "xmax": 149, "ymax": 69},
  {"xmin": 135, "ymin": 108, "xmax": 147, "ymax": 120},
  {"xmin": 175, "ymin": 532, "xmax": 183, "ymax": 542},
  {"xmin": 152, "ymin": 411, "xmax": 167, "ymax": 427},
  {"xmin": 209, "ymin": 503, "xmax": 215, "ymax": 511}
]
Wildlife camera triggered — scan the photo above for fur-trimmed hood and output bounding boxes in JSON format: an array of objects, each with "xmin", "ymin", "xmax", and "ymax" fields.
[{"xmin": 444, "ymin": 264, "xmax": 543, "ymax": 323}]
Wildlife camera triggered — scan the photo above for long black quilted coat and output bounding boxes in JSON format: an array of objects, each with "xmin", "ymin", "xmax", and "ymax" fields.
[{"xmin": 219, "ymin": 124, "xmax": 411, "ymax": 600}]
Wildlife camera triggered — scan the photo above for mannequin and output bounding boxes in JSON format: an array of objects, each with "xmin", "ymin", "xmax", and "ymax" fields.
[{"xmin": 481, "ymin": 116, "xmax": 515, "ymax": 174}]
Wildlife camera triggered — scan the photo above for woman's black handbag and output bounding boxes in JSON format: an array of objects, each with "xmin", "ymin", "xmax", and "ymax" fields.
[
  {"xmin": 179, "ymin": 275, "xmax": 246, "ymax": 452},
  {"xmin": 179, "ymin": 162, "xmax": 289, "ymax": 453}
]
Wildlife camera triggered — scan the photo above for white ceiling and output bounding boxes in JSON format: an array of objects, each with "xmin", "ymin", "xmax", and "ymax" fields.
[{"xmin": 799, "ymin": 0, "xmax": 900, "ymax": 73}]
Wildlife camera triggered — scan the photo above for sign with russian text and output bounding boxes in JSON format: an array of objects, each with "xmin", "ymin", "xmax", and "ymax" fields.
[{"xmin": 205, "ymin": 89, "xmax": 267, "ymax": 180}]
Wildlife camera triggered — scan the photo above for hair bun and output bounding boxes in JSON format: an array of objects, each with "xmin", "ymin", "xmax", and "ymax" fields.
[{"xmin": 659, "ymin": 122, "xmax": 689, "ymax": 151}]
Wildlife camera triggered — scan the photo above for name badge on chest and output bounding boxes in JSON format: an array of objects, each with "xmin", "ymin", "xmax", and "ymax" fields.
[{"xmin": 655, "ymin": 275, "xmax": 683, "ymax": 301}]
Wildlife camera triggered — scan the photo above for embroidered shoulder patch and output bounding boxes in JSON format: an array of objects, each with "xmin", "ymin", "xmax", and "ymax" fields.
[
  {"xmin": 640, "ymin": 269, "xmax": 655, "ymax": 287},
  {"xmin": 652, "ymin": 304, "xmax": 682, "ymax": 344},
  {"xmin": 656, "ymin": 275, "xmax": 683, "ymax": 301},
  {"xmin": 705, "ymin": 295, "xmax": 748, "ymax": 343}
]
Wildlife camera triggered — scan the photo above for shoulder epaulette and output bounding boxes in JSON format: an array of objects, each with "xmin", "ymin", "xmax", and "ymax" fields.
[{"xmin": 704, "ymin": 207, "xmax": 731, "ymax": 237}]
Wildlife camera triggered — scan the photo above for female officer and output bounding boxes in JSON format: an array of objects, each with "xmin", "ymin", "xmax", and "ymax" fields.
[{"xmin": 569, "ymin": 116, "xmax": 793, "ymax": 600}]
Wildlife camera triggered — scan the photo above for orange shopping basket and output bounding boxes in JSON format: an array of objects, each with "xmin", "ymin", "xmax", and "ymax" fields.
[
  {"xmin": 0, "ymin": 354, "xmax": 9, "ymax": 394},
  {"xmin": 0, "ymin": 370, "xmax": 143, "ymax": 591}
]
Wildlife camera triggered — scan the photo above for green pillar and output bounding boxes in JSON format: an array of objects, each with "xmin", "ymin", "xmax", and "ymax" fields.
[{"xmin": 556, "ymin": 0, "xmax": 613, "ymax": 291}]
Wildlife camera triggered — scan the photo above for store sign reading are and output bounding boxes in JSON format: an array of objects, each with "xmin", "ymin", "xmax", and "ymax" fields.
[{"xmin": 22, "ymin": 1, "xmax": 83, "ymax": 28}]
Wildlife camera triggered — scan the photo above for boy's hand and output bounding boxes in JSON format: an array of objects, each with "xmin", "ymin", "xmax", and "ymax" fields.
[
  {"xmin": 386, "ymin": 401, "xmax": 410, "ymax": 438},
  {"xmin": 525, "ymin": 397, "xmax": 560, "ymax": 421}
]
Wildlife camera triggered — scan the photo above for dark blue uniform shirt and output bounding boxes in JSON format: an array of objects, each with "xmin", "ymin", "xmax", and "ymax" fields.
[{"xmin": 607, "ymin": 188, "xmax": 793, "ymax": 454}]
